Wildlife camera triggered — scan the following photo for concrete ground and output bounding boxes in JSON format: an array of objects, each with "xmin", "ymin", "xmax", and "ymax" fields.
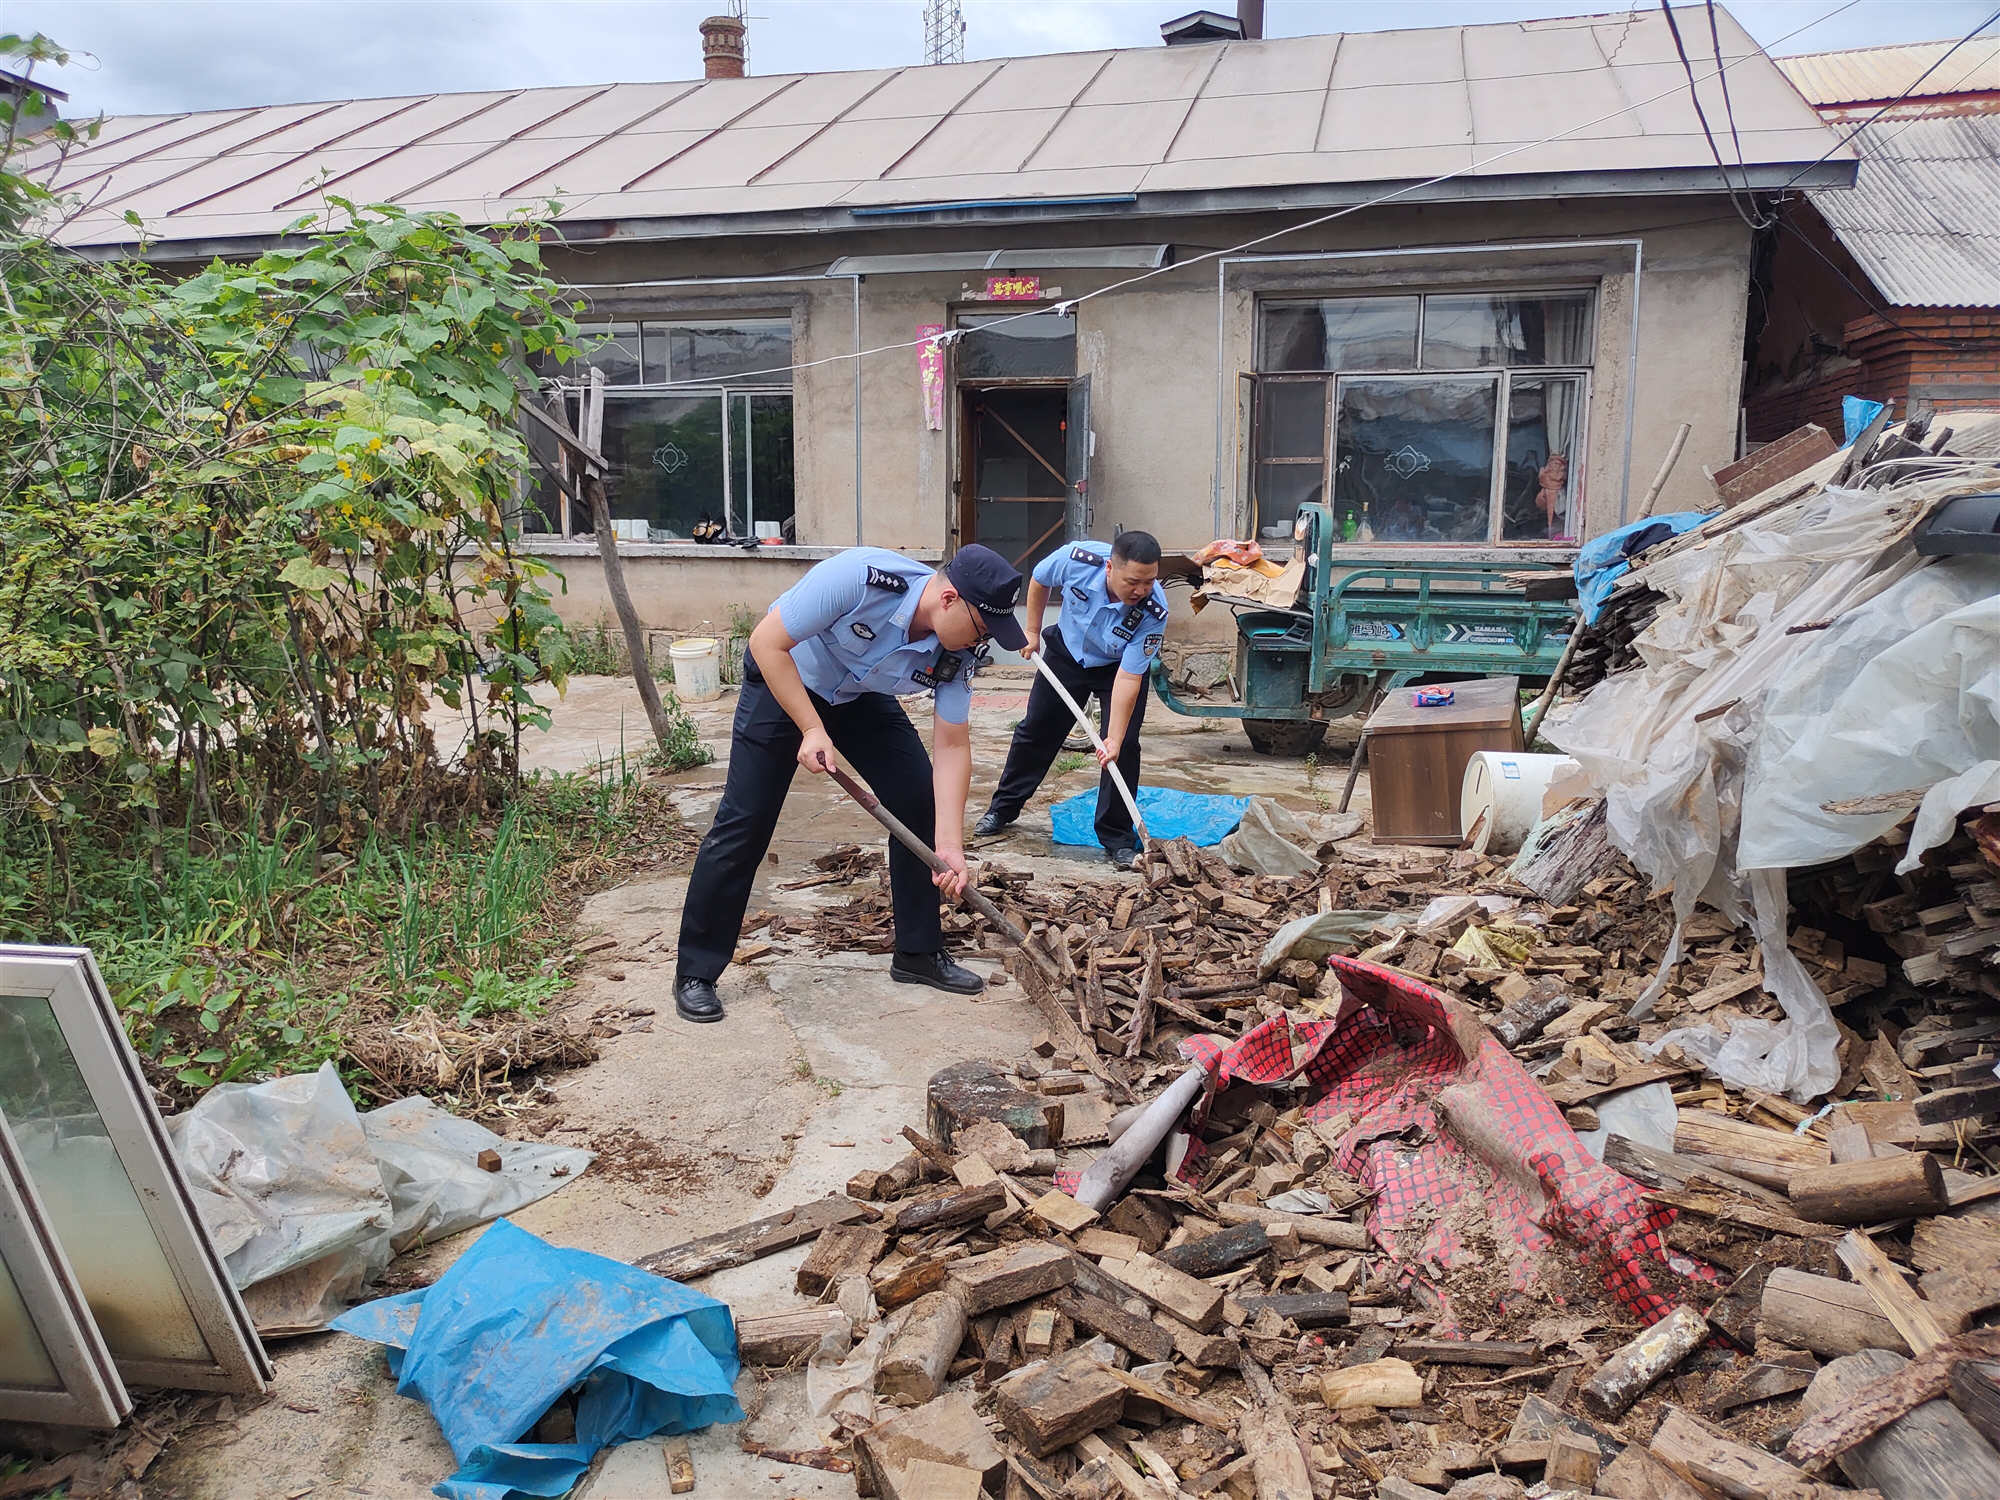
[{"xmin": 149, "ymin": 667, "xmax": 1370, "ymax": 1500}]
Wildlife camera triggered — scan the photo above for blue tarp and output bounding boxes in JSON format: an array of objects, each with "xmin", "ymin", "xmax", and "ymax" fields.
[
  {"xmin": 331, "ymin": 1219, "xmax": 742, "ymax": 1500},
  {"xmin": 1574, "ymin": 512, "xmax": 1716, "ymax": 625},
  {"xmin": 1843, "ymin": 396, "xmax": 1887, "ymax": 444},
  {"xmin": 1051, "ymin": 785, "xmax": 1250, "ymax": 847}
]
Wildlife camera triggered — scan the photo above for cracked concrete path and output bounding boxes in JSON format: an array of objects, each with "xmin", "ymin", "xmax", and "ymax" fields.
[{"xmin": 149, "ymin": 668, "xmax": 1362, "ymax": 1498}]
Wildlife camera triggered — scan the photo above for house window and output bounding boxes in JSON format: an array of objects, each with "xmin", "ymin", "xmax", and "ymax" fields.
[
  {"xmin": 531, "ymin": 318, "xmax": 795, "ymax": 541},
  {"xmin": 1250, "ymin": 291, "xmax": 1591, "ymax": 545}
]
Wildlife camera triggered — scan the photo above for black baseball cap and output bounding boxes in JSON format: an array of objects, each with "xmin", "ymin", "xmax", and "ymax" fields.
[{"xmin": 945, "ymin": 544, "xmax": 1028, "ymax": 652}]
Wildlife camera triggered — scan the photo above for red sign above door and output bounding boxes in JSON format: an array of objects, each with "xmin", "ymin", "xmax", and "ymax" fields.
[{"xmin": 984, "ymin": 274, "xmax": 1042, "ymax": 301}]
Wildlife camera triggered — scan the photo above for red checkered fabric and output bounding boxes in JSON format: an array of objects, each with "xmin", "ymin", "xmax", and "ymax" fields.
[{"xmin": 1176, "ymin": 958, "xmax": 1690, "ymax": 1327}]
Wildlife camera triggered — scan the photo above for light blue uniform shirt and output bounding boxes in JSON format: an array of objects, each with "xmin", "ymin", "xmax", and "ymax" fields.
[
  {"xmin": 773, "ymin": 548, "xmax": 976, "ymax": 724},
  {"xmin": 1033, "ymin": 541, "xmax": 1170, "ymax": 675}
]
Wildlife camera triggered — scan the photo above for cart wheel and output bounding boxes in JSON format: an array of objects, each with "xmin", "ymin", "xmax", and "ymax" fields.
[{"xmin": 1242, "ymin": 719, "xmax": 1329, "ymax": 757}]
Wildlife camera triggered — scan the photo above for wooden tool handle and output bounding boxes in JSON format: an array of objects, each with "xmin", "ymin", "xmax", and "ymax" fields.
[{"xmin": 826, "ymin": 765, "xmax": 1053, "ymax": 974}]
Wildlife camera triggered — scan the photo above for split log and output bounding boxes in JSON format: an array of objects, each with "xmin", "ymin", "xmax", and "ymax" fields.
[
  {"xmin": 1761, "ymin": 1267, "xmax": 1915, "ymax": 1358},
  {"xmin": 1491, "ymin": 975, "xmax": 1572, "ymax": 1048},
  {"xmin": 1546, "ymin": 1431, "xmax": 1601, "ymax": 1493},
  {"xmin": 1240, "ymin": 1350, "xmax": 1314, "ymax": 1500},
  {"xmin": 1088, "ymin": 1361, "xmax": 1235, "ymax": 1431},
  {"xmin": 1786, "ymin": 1330, "xmax": 2000, "ymax": 1471},
  {"xmin": 1950, "ymin": 1358, "xmax": 2000, "ymax": 1451},
  {"xmin": 796, "ymin": 1224, "xmax": 888, "ymax": 1297},
  {"xmin": 871, "ymin": 1253, "xmax": 949, "ymax": 1310},
  {"xmin": 891, "ymin": 1181, "xmax": 1008, "ymax": 1236},
  {"xmin": 1113, "ymin": 1251, "xmax": 1227, "ymax": 1333},
  {"xmin": 877, "ymin": 1290, "xmax": 968, "ymax": 1405},
  {"xmin": 1320, "ymin": 1358, "xmax": 1423, "ymax": 1411},
  {"xmin": 736, "ymin": 1306, "xmax": 850, "ymax": 1365},
  {"xmin": 991, "ymin": 1347, "xmax": 1127, "ymax": 1457},
  {"xmin": 946, "ymin": 1241, "xmax": 1075, "ymax": 1315},
  {"xmin": 1211, "ymin": 1201, "xmax": 1369, "ymax": 1249},
  {"xmin": 1787, "ymin": 1155, "xmax": 1947, "ymax": 1225},
  {"xmin": 1800, "ymin": 1347, "xmax": 2000, "ymax": 1500},
  {"xmin": 636, "ymin": 1196, "xmax": 873, "ymax": 1281},
  {"xmin": 853, "ymin": 1392, "xmax": 1007, "ymax": 1500},
  {"xmin": 1047, "ymin": 1287, "xmax": 1174, "ymax": 1365},
  {"xmin": 1674, "ymin": 1110, "xmax": 1829, "ymax": 1191},
  {"xmin": 1235, "ymin": 1293, "xmax": 1349, "ymax": 1330},
  {"xmin": 1153, "ymin": 1223, "xmax": 1272, "ymax": 1279},
  {"xmin": 1583, "ymin": 1306, "xmax": 1711, "ymax": 1418},
  {"xmin": 893, "ymin": 1458, "xmax": 983, "ymax": 1500}
]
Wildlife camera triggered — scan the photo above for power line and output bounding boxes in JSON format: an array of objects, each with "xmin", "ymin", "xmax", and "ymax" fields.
[
  {"xmin": 551, "ymin": 0, "xmax": 1869, "ymax": 396},
  {"xmin": 1704, "ymin": 2, "xmax": 1759, "ymax": 212},
  {"xmin": 1660, "ymin": 1, "xmax": 1770, "ymax": 229}
]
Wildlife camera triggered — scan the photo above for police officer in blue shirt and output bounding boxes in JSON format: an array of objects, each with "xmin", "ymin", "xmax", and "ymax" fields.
[
  {"xmin": 975, "ymin": 531, "xmax": 1166, "ymax": 870},
  {"xmin": 673, "ymin": 544, "xmax": 1028, "ymax": 1024}
]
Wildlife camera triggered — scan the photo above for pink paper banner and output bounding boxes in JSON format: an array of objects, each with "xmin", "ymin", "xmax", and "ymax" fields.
[{"xmin": 917, "ymin": 323, "xmax": 945, "ymax": 431}]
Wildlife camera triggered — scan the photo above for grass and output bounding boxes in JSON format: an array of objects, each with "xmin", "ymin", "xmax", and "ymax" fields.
[
  {"xmin": 0, "ymin": 761, "xmax": 692, "ymax": 1108},
  {"xmin": 1303, "ymin": 751, "xmax": 1331, "ymax": 810},
  {"xmin": 1053, "ymin": 751, "xmax": 1093, "ymax": 776},
  {"xmin": 646, "ymin": 689, "xmax": 715, "ymax": 773}
]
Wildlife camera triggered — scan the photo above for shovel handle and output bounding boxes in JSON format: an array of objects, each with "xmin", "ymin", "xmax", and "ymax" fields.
[{"xmin": 826, "ymin": 765, "xmax": 1054, "ymax": 975}]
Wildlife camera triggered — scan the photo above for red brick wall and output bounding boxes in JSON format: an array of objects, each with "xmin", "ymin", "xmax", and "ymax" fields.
[{"xmin": 1747, "ymin": 307, "xmax": 2000, "ymax": 442}]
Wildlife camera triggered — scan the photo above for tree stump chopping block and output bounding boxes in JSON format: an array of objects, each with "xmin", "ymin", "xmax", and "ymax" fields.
[{"xmin": 927, "ymin": 1059, "xmax": 1063, "ymax": 1150}]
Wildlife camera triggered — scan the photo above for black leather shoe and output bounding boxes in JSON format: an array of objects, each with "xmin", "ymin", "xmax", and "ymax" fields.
[
  {"xmin": 973, "ymin": 810, "xmax": 1014, "ymax": 838},
  {"xmin": 674, "ymin": 976, "xmax": 725, "ymax": 1023},
  {"xmin": 891, "ymin": 950, "xmax": 986, "ymax": 995},
  {"xmin": 1109, "ymin": 845, "xmax": 1140, "ymax": 871}
]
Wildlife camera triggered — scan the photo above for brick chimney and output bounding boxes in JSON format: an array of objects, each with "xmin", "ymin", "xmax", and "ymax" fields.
[{"xmin": 700, "ymin": 14, "xmax": 746, "ymax": 78}]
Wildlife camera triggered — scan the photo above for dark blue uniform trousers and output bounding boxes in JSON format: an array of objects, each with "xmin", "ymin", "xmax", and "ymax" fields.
[
  {"xmin": 986, "ymin": 626, "xmax": 1146, "ymax": 853},
  {"xmin": 676, "ymin": 658, "xmax": 943, "ymax": 983}
]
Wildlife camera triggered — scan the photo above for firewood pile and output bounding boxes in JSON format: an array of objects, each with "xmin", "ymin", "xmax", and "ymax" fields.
[{"xmin": 660, "ymin": 805, "xmax": 2000, "ymax": 1500}]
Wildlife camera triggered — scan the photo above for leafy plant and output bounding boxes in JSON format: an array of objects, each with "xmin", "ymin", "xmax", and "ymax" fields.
[
  {"xmin": 644, "ymin": 691, "xmax": 714, "ymax": 774},
  {"xmin": 1053, "ymin": 751, "xmax": 1092, "ymax": 777},
  {"xmin": 558, "ymin": 621, "xmax": 623, "ymax": 676}
]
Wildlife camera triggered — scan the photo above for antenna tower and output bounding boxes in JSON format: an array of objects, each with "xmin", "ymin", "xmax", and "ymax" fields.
[{"xmin": 923, "ymin": 0, "xmax": 965, "ymax": 65}]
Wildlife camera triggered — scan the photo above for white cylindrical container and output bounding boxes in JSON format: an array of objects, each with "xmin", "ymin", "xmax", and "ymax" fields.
[
  {"xmin": 1460, "ymin": 751, "xmax": 1581, "ymax": 855},
  {"xmin": 753, "ymin": 521, "xmax": 781, "ymax": 540},
  {"xmin": 668, "ymin": 637, "xmax": 723, "ymax": 703}
]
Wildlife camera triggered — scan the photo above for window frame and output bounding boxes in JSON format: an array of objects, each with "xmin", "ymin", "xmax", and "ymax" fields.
[
  {"xmin": 0, "ymin": 945, "xmax": 272, "ymax": 1398},
  {"xmin": 1250, "ymin": 288, "xmax": 1595, "ymax": 547},
  {"xmin": 539, "ymin": 317, "xmax": 797, "ymax": 542}
]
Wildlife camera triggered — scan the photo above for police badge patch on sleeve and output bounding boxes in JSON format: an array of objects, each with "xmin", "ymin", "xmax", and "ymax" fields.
[
  {"xmin": 1142, "ymin": 633, "xmax": 1164, "ymax": 659},
  {"xmin": 865, "ymin": 566, "xmax": 909, "ymax": 593}
]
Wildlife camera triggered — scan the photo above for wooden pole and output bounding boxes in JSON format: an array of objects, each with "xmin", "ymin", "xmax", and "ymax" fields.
[
  {"xmin": 1787, "ymin": 1153, "xmax": 1948, "ymax": 1225},
  {"xmin": 1638, "ymin": 420, "xmax": 1694, "ymax": 518}
]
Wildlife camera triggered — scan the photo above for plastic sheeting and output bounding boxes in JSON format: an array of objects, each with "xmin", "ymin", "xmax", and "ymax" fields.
[
  {"xmin": 1178, "ymin": 960, "xmax": 1696, "ymax": 1327},
  {"xmin": 1218, "ymin": 798, "xmax": 1319, "ymax": 876},
  {"xmin": 171, "ymin": 1063, "xmax": 593, "ymax": 1333},
  {"xmin": 1551, "ymin": 460, "xmax": 2000, "ymax": 1100},
  {"xmin": 332, "ymin": 1218, "xmax": 742, "ymax": 1500},
  {"xmin": 1050, "ymin": 785, "xmax": 1248, "ymax": 847}
]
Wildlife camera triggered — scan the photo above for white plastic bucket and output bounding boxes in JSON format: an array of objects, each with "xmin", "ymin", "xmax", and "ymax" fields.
[
  {"xmin": 668, "ymin": 637, "xmax": 723, "ymax": 703},
  {"xmin": 1460, "ymin": 751, "xmax": 1580, "ymax": 855}
]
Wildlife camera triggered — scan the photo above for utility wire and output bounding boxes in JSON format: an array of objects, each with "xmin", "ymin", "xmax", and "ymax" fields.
[
  {"xmin": 1661, "ymin": 1, "xmax": 1770, "ymax": 229},
  {"xmin": 1704, "ymin": 1, "xmax": 1761, "ymax": 214},
  {"xmin": 560, "ymin": 0, "xmax": 1865, "ymax": 396}
]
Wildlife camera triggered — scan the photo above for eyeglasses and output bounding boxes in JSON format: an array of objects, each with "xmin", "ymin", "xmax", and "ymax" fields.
[{"xmin": 960, "ymin": 595, "xmax": 990, "ymax": 645}]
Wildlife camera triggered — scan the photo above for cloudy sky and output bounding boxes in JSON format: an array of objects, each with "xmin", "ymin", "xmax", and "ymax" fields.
[{"xmin": 11, "ymin": 1, "xmax": 1995, "ymax": 117}]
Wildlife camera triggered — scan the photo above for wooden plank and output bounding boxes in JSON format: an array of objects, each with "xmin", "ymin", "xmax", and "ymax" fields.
[
  {"xmin": 1027, "ymin": 1188, "xmax": 1098, "ymax": 1235},
  {"xmin": 664, "ymin": 1435, "xmax": 695, "ymax": 1495},
  {"xmin": 854, "ymin": 1393, "xmax": 1007, "ymax": 1500},
  {"xmin": 1074, "ymin": 1229, "xmax": 1143, "ymax": 1261},
  {"xmin": 1759, "ymin": 1267, "xmax": 1914, "ymax": 1358},
  {"xmin": 1648, "ymin": 1405, "xmax": 1836, "ymax": 1500},
  {"xmin": 1912, "ymin": 1214, "xmax": 2000, "ymax": 1274},
  {"xmin": 1089, "ymin": 1361, "xmax": 1235, "ymax": 1431},
  {"xmin": 1235, "ymin": 1293, "xmax": 1350, "ymax": 1330},
  {"xmin": 893, "ymin": 1458, "xmax": 983, "ymax": 1500},
  {"xmin": 1115, "ymin": 1251, "xmax": 1228, "ymax": 1333},
  {"xmin": 992, "ymin": 1347, "xmax": 1127, "ymax": 1458},
  {"xmin": 1392, "ymin": 1338, "xmax": 1538, "ymax": 1368},
  {"xmin": 636, "ymin": 1196, "xmax": 873, "ymax": 1281},
  {"xmin": 1211, "ymin": 1201, "xmax": 1369, "ymax": 1249},
  {"xmin": 1915, "ymin": 1081, "xmax": 2000, "ymax": 1125},
  {"xmin": 1836, "ymin": 1230, "xmax": 1948, "ymax": 1354}
]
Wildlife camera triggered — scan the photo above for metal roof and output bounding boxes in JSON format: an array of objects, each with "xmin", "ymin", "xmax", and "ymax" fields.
[
  {"xmin": 27, "ymin": 7, "xmax": 1847, "ymax": 253},
  {"xmin": 1777, "ymin": 38, "xmax": 2000, "ymax": 108},
  {"xmin": 1806, "ymin": 110, "xmax": 2000, "ymax": 308}
]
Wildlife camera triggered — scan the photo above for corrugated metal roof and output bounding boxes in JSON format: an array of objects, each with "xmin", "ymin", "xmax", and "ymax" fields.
[
  {"xmin": 1806, "ymin": 110, "xmax": 2000, "ymax": 308},
  {"xmin": 1778, "ymin": 38, "xmax": 2000, "ymax": 107},
  {"xmin": 29, "ymin": 7, "xmax": 1846, "ymax": 251}
]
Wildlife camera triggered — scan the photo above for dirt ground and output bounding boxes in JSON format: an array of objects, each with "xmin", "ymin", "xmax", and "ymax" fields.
[{"xmin": 144, "ymin": 665, "xmax": 1372, "ymax": 1499}]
